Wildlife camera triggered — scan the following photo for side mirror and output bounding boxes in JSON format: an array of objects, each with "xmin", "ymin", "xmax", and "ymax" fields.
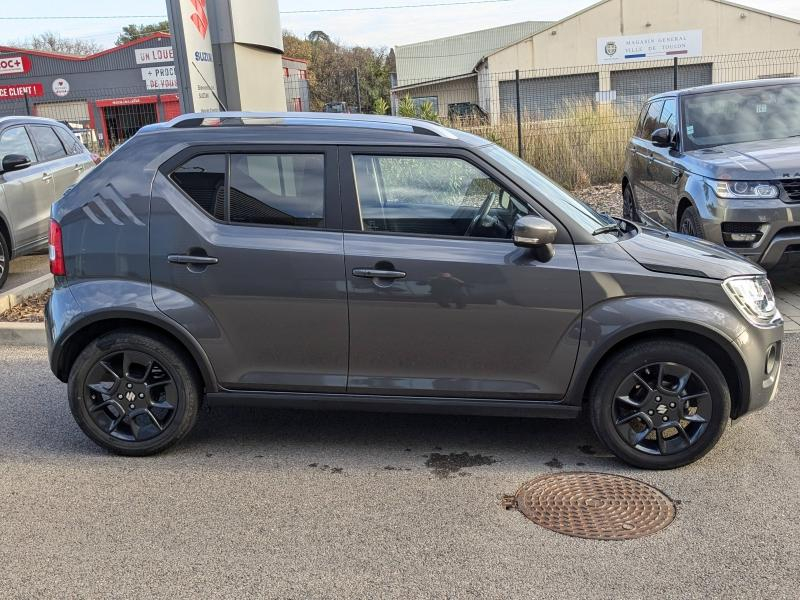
[
  {"xmin": 651, "ymin": 127, "xmax": 674, "ymax": 148},
  {"xmin": 1, "ymin": 154, "xmax": 31, "ymax": 173},
  {"xmin": 513, "ymin": 216, "xmax": 557, "ymax": 261}
]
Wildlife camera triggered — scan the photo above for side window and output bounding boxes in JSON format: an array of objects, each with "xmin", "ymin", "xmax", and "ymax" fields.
[
  {"xmin": 28, "ymin": 125, "xmax": 67, "ymax": 162},
  {"xmin": 635, "ymin": 103, "xmax": 650, "ymax": 138},
  {"xmin": 0, "ymin": 126, "xmax": 37, "ymax": 163},
  {"xmin": 352, "ymin": 155, "xmax": 531, "ymax": 240},
  {"xmin": 54, "ymin": 126, "xmax": 83, "ymax": 156},
  {"xmin": 229, "ymin": 154, "xmax": 325, "ymax": 227},
  {"xmin": 171, "ymin": 154, "xmax": 226, "ymax": 220},
  {"xmin": 641, "ymin": 100, "xmax": 665, "ymax": 141},
  {"xmin": 659, "ymin": 98, "xmax": 678, "ymax": 132}
]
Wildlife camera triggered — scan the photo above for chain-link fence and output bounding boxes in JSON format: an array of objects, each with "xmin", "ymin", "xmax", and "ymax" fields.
[{"xmin": 389, "ymin": 49, "xmax": 800, "ymax": 188}]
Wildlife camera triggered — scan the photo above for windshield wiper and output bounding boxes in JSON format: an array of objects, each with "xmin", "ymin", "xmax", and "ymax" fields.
[{"xmin": 592, "ymin": 224, "xmax": 623, "ymax": 236}]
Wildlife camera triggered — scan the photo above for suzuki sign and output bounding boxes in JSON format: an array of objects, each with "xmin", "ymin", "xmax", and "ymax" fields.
[{"xmin": 166, "ymin": 0, "xmax": 221, "ymax": 113}]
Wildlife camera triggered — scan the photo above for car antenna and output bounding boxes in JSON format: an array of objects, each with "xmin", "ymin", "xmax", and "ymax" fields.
[{"xmin": 191, "ymin": 63, "xmax": 228, "ymax": 112}]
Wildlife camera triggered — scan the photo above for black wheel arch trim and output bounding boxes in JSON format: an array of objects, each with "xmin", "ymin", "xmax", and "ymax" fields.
[
  {"xmin": 52, "ymin": 307, "xmax": 219, "ymax": 392},
  {"xmin": 566, "ymin": 319, "xmax": 749, "ymax": 417}
]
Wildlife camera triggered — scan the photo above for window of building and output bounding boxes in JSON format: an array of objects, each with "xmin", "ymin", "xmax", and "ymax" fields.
[
  {"xmin": 28, "ymin": 125, "xmax": 66, "ymax": 162},
  {"xmin": 170, "ymin": 154, "xmax": 226, "ymax": 220},
  {"xmin": 412, "ymin": 96, "xmax": 439, "ymax": 114},
  {"xmin": 352, "ymin": 155, "xmax": 531, "ymax": 239},
  {"xmin": 299, "ymin": 70, "xmax": 308, "ymax": 80},
  {"xmin": 283, "ymin": 67, "xmax": 289, "ymax": 78},
  {"xmin": 229, "ymin": 154, "xmax": 325, "ymax": 227},
  {"xmin": 0, "ymin": 126, "xmax": 37, "ymax": 163},
  {"xmin": 292, "ymin": 98, "xmax": 303, "ymax": 111}
]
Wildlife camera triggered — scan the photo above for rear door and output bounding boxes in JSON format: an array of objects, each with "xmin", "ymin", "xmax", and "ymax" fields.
[
  {"xmin": 150, "ymin": 145, "xmax": 349, "ymax": 392},
  {"xmin": 0, "ymin": 124, "xmax": 54, "ymax": 250},
  {"xmin": 339, "ymin": 147, "xmax": 582, "ymax": 400}
]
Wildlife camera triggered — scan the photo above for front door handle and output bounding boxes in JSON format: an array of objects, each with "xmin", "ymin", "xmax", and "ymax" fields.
[
  {"xmin": 42, "ymin": 172, "xmax": 52, "ymax": 182},
  {"xmin": 352, "ymin": 268, "xmax": 406, "ymax": 280},
  {"xmin": 168, "ymin": 254, "xmax": 219, "ymax": 266},
  {"xmin": 74, "ymin": 164, "xmax": 85, "ymax": 173}
]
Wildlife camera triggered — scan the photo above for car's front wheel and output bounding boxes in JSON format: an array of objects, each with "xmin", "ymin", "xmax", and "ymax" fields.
[
  {"xmin": 589, "ymin": 339, "xmax": 731, "ymax": 469},
  {"xmin": 68, "ymin": 330, "xmax": 201, "ymax": 456},
  {"xmin": 622, "ymin": 185, "xmax": 639, "ymax": 222},
  {"xmin": 678, "ymin": 205, "xmax": 705, "ymax": 238},
  {"xmin": 0, "ymin": 229, "xmax": 9, "ymax": 290}
]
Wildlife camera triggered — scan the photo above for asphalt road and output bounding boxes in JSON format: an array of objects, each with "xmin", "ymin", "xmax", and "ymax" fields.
[
  {"xmin": 0, "ymin": 339, "xmax": 798, "ymax": 599},
  {"xmin": 1, "ymin": 254, "xmax": 49, "ymax": 293}
]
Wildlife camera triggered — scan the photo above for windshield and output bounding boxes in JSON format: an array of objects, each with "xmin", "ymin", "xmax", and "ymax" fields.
[
  {"xmin": 682, "ymin": 83, "xmax": 800, "ymax": 150},
  {"xmin": 482, "ymin": 144, "xmax": 614, "ymax": 234}
]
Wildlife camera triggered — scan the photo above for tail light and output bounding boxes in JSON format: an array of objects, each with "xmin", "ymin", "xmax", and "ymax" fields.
[
  {"xmin": 49, "ymin": 219, "xmax": 66, "ymax": 276},
  {"xmin": 90, "ymin": 153, "xmax": 101, "ymax": 165}
]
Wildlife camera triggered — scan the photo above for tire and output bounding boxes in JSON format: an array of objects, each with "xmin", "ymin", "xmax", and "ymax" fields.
[
  {"xmin": 68, "ymin": 329, "xmax": 201, "ymax": 456},
  {"xmin": 0, "ymin": 229, "xmax": 9, "ymax": 290},
  {"xmin": 589, "ymin": 339, "xmax": 731, "ymax": 470},
  {"xmin": 622, "ymin": 185, "xmax": 639, "ymax": 222},
  {"xmin": 678, "ymin": 205, "xmax": 705, "ymax": 239}
]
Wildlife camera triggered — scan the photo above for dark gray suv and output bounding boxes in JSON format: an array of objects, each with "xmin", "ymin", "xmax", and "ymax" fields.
[
  {"xmin": 46, "ymin": 113, "xmax": 783, "ymax": 469},
  {"xmin": 623, "ymin": 79, "xmax": 800, "ymax": 268}
]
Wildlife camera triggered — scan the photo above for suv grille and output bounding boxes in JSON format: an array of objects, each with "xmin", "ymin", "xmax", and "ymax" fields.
[{"xmin": 781, "ymin": 179, "xmax": 800, "ymax": 202}]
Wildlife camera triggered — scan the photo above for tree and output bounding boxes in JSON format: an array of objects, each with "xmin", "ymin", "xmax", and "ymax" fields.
[
  {"xmin": 307, "ymin": 31, "xmax": 332, "ymax": 44},
  {"xmin": 13, "ymin": 32, "xmax": 102, "ymax": 55},
  {"xmin": 116, "ymin": 21, "xmax": 170, "ymax": 45}
]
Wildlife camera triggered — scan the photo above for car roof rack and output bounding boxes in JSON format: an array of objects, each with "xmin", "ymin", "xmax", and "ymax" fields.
[{"xmin": 164, "ymin": 111, "xmax": 459, "ymax": 139}]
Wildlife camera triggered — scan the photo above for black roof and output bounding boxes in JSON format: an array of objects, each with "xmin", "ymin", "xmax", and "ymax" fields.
[{"xmin": 649, "ymin": 77, "xmax": 800, "ymax": 101}]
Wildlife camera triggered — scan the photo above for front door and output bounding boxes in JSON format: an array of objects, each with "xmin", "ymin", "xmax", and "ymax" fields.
[
  {"xmin": 149, "ymin": 147, "xmax": 349, "ymax": 392},
  {"xmin": 647, "ymin": 98, "xmax": 682, "ymax": 230},
  {"xmin": 340, "ymin": 148, "xmax": 582, "ymax": 400},
  {"xmin": 0, "ymin": 125, "xmax": 54, "ymax": 250},
  {"xmin": 632, "ymin": 99, "xmax": 665, "ymax": 225}
]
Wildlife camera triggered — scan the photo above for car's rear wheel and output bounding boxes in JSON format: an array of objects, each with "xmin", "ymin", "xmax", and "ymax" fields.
[
  {"xmin": 0, "ymin": 230, "xmax": 9, "ymax": 290},
  {"xmin": 622, "ymin": 185, "xmax": 639, "ymax": 222},
  {"xmin": 68, "ymin": 330, "xmax": 201, "ymax": 456},
  {"xmin": 678, "ymin": 205, "xmax": 704, "ymax": 238},
  {"xmin": 589, "ymin": 340, "xmax": 731, "ymax": 469}
]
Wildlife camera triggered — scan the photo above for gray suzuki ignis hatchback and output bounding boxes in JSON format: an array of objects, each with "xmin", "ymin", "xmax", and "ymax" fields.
[{"xmin": 45, "ymin": 113, "xmax": 783, "ymax": 469}]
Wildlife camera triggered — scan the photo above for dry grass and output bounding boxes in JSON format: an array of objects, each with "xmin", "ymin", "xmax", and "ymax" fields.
[{"xmin": 446, "ymin": 101, "xmax": 638, "ymax": 190}]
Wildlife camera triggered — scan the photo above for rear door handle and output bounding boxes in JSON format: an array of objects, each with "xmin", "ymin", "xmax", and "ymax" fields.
[
  {"xmin": 74, "ymin": 164, "xmax": 85, "ymax": 173},
  {"xmin": 352, "ymin": 268, "xmax": 406, "ymax": 280},
  {"xmin": 168, "ymin": 254, "xmax": 219, "ymax": 265},
  {"xmin": 42, "ymin": 172, "xmax": 52, "ymax": 182}
]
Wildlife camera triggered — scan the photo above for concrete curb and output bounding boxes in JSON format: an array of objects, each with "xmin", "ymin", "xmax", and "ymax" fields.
[
  {"xmin": 0, "ymin": 322, "xmax": 47, "ymax": 346},
  {"xmin": 0, "ymin": 273, "xmax": 54, "ymax": 313}
]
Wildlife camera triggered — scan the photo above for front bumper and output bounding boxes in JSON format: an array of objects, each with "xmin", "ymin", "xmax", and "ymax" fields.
[
  {"xmin": 701, "ymin": 195, "xmax": 800, "ymax": 269},
  {"xmin": 733, "ymin": 318, "xmax": 783, "ymax": 417}
]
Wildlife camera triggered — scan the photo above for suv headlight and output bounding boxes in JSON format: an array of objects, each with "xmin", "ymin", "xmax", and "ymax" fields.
[
  {"xmin": 710, "ymin": 180, "xmax": 779, "ymax": 199},
  {"xmin": 723, "ymin": 275, "xmax": 780, "ymax": 326}
]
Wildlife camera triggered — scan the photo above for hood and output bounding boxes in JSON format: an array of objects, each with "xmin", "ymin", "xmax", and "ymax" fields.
[
  {"xmin": 685, "ymin": 137, "xmax": 800, "ymax": 180},
  {"xmin": 619, "ymin": 227, "xmax": 764, "ymax": 280}
]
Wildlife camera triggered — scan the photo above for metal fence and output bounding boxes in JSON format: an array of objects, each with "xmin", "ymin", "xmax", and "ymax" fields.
[{"xmin": 388, "ymin": 49, "xmax": 800, "ymax": 188}]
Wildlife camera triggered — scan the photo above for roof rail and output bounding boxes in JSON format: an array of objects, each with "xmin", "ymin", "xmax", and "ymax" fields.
[{"xmin": 164, "ymin": 111, "xmax": 458, "ymax": 139}]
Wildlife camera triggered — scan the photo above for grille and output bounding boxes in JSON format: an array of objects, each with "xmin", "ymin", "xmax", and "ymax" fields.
[
  {"xmin": 782, "ymin": 179, "xmax": 800, "ymax": 202},
  {"xmin": 722, "ymin": 222, "xmax": 762, "ymax": 234}
]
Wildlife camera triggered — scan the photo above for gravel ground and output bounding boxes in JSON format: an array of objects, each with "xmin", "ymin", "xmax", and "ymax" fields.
[
  {"xmin": 0, "ymin": 339, "xmax": 798, "ymax": 599},
  {"xmin": 574, "ymin": 183, "xmax": 623, "ymax": 216}
]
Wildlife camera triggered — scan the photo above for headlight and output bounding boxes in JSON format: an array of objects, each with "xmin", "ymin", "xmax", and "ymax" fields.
[
  {"xmin": 711, "ymin": 180, "xmax": 779, "ymax": 199},
  {"xmin": 723, "ymin": 275, "xmax": 779, "ymax": 326}
]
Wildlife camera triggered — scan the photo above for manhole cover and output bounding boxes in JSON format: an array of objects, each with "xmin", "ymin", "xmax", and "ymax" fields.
[{"xmin": 511, "ymin": 472, "xmax": 675, "ymax": 541}]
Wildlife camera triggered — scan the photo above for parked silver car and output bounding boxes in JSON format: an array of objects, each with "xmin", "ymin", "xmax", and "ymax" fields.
[{"xmin": 0, "ymin": 116, "xmax": 97, "ymax": 289}]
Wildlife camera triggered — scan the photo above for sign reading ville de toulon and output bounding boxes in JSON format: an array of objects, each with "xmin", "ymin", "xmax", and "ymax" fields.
[{"xmin": 597, "ymin": 30, "xmax": 703, "ymax": 64}]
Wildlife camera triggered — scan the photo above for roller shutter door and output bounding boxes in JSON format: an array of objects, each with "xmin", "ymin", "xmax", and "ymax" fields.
[
  {"xmin": 499, "ymin": 73, "xmax": 599, "ymax": 119},
  {"xmin": 611, "ymin": 64, "xmax": 713, "ymax": 106}
]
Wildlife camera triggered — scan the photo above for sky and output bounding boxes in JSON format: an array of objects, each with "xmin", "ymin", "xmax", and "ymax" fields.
[{"xmin": 0, "ymin": 0, "xmax": 799, "ymax": 51}]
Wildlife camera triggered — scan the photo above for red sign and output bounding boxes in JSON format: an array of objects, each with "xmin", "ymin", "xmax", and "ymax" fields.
[
  {"xmin": 96, "ymin": 95, "xmax": 158, "ymax": 107},
  {"xmin": 0, "ymin": 56, "xmax": 31, "ymax": 76},
  {"xmin": 0, "ymin": 82, "xmax": 43, "ymax": 100},
  {"xmin": 190, "ymin": 0, "xmax": 209, "ymax": 39}
]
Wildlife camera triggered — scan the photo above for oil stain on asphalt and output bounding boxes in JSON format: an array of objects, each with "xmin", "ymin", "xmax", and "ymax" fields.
[{"xmin": 424, "ymin": 452, "xmax": 498, "ymax": 479}]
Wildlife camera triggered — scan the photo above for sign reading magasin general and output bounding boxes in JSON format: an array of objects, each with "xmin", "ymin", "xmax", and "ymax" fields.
[{"xmin": 597, "ymin": 30, "xmax": 703, "ymax": 64}]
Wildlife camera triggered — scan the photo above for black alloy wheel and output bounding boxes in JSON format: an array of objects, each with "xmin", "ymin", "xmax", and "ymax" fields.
[
  {"xmin": 622, "ymin": 186, "xmax": 639, "ymax": 222},
  {"xmin": 678, "ymin": 206, "xmax": 704, "ymax": 238},
  {"xmin": 83, "ymin": 350, "xmax": 178, "ymax": 443},
  {"xmin": 69, "ymin": 330, "xmax": 201, "ymax": 455},
  {"xmin": 590, "ymin": 339, "xmax": 730, "ymax": 469},
  {"xmin": 612, "ymin": 362, "xmax": 711, "ymax": 456}
]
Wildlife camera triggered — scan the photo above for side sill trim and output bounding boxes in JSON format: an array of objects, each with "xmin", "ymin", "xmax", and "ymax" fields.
[{"xmin": 204, "ymin": 391, "xmax": 581, "ymax": 419}]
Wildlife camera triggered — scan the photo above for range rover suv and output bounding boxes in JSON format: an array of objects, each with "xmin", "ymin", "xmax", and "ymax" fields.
[
  {"xmin": 46, "ymin": 113, "xmax": 783, "ymax": 469},
  {"xmin": 0, "ymin": 116, "xmax": 97, "ymax": 289},
  {"xmin": 622, "ymin": 79, "xmax": 800, "ymax": 269}
]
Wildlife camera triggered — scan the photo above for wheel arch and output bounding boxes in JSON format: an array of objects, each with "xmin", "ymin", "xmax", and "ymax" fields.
[
  {"xmin": 577, "ymin": 327, "xmax": 748, "ymax": 419},
  {"xmin": 53, "ymin": 312, "xmax": 218, "ymax": 393},
  {"xmin": 0, "ymin": 212, "xmax": 13, "ymax": 257},
  {"xmin": 676, "ymin": 196, "xmax": 695, "ymax": 225}
]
